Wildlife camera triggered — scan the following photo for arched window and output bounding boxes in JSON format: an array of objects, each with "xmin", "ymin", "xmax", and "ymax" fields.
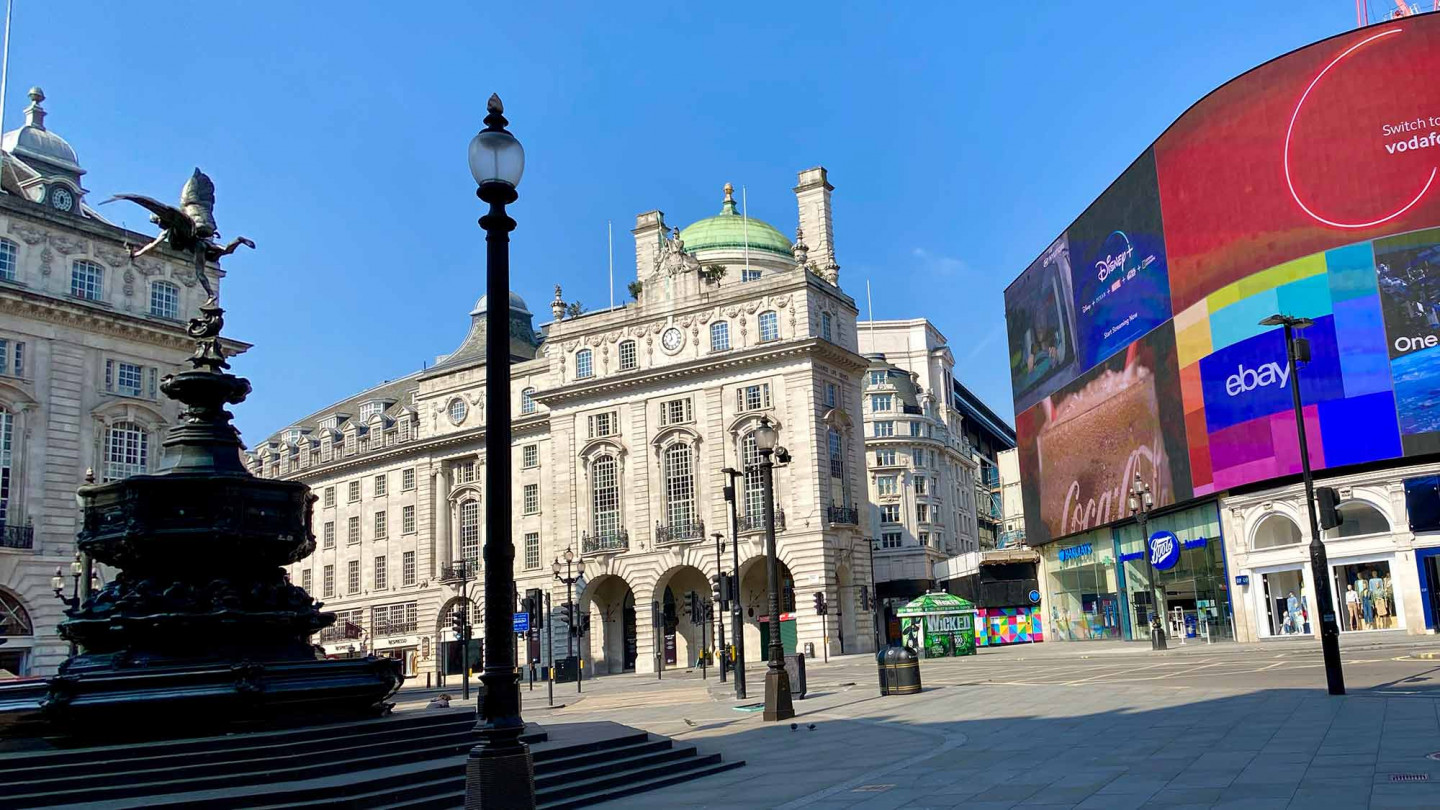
[
  {"xmin": 0, "ymin": 238, "xmax": 17, "ymax": 282},
  {"xmin": 104, "ymin": 421, "xmax": 148, "ymax": 481},
  {"xmin": 0, "ymin": 407, "xmax": 12, "ymax": 525},
  {"xmin": 820, "ymin": 311, "xmax": 833, "ymax": 342},
  {"xmin": 618, "ymin": 340, "xmax": 637, "ymax": 371},
  {"xmin": 150, "ymin": 280, "xmax": 180, "ymax": 319},
  {"xmin": 520, "ymin": 387, "xmax": 536, "ymax": 415},
  {"xmin": 71, "ymin": 260, "xmax": 103, "ymax": 300},
  {"xmin": 710, "ymin": 322, "xmax": 730, "ymax": 351},
  {"xmin": 1253, "ymin": 513, "xmax": 1303, "ymax": 550},
  {"xmin": 0, "ymin": 590, "xmax": 32, "ymax": 636},
  {"xmin": 592, "ymin": 455, "xmax": 620, "ymax": 538},
  {"xmin": 663, "ymin": 443, "xmax": 696, "ymax": 529},
  {"xmin": 1325, "ymin": 501, "xmax": 1391, "ymax": 539},
  {"xmin": 827, "ymin": 428, "xmax": 846, "ymax": 505},
  {"xmin": 758, "ymin": 311, "xmax": 779, "ymax": 342},
  {"xmin": 459, "ymin": 499, "xmax": 480, "ymax": 563},
  {"xmin": 576, "ymin": 349, "xmax": 594, "ymax": 379},
  {"xmin": 741, "ymin": 432, "xmax": 764, "ymax": 520},
  {"xmin": 447, "ymin": 397, "xmax": 467, "ymax": 424}
]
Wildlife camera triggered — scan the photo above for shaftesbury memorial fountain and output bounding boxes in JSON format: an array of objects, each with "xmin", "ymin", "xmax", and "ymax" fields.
[{"xmin": 41, "ymin": 170, "xmax": 401, "ymax": 732}]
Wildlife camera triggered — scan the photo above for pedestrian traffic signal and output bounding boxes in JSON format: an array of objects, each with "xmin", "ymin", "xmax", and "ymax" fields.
[
  {"xmin": 525, "ymin": 587, "xmax": 544, "ymax": 629},
  {"xmin": 1317, "ymin": 487, "xmax": 1343, "ymax": 531},
  {"xmin": 813, "ymin": 591, "xmax": 827, "ymax": 616}
]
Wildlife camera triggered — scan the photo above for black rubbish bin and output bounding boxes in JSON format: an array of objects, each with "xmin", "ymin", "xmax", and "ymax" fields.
[
  {"xmin": 784, "ymin": 653, "xmax": 807, "ymax": 700},
  {"xmin": 554, "ymin": 655, "xmax": 579, "ymax": 684},
  {"xmin": 878, "ymin": 646, "xmax": 921, "ymax": 696}
]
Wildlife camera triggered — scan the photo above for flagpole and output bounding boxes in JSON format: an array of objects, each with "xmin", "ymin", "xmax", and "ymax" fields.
[
  {"xmin": 0, "ymin": 0, "xmax": 13, "ymax": 182},
  {"xmin": 608, "ymin": 220, "xmax": 614, "ymax": 310},
  {"xmin": 867, "ymin": 279, "xmax": 876, "ymax": 348},
  {"xmin": 742, "ymin": 185, "xmax": 750, "ymax": 281}
]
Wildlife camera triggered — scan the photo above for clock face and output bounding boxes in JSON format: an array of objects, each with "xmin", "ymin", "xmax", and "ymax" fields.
[
  {"xmin": 49, "ymin": 187, "xmax": 75, "ymax": 212},
  {"xmin": 661, "ymin": 327, "xmax": 684, "ymax": 353}
]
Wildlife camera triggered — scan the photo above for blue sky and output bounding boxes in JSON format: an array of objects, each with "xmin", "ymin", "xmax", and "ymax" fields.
[{"xmin": 11, "ymin": 2, "xmax": 1358, "ymax": 442}]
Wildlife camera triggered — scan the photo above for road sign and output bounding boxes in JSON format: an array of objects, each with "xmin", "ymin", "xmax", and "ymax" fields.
[{"xmin": 513, "ymin": 612, "xmax": 529, "ymax": 633}]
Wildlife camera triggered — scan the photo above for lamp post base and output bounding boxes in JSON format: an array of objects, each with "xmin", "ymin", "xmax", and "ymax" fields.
[
  {"xmin": 465, "ymin": 740, "xmax": 537, "ymax": 810},
  {"xmin": 763, "ymin": 667, "xmax": 795, "ymax": 722},
  {"xmin": 1150, "ymin": 619, "xmax": 1168, "ymax": 651}
]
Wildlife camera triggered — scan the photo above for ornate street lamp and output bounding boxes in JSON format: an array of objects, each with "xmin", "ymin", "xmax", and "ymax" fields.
[
  {"xmin": 552, "ymin": 547, "xmax": 585, "ymax": 692},
  {"xmin": 1260, "ymin": 313, "xmax": 1344, "ymax": 695},
  {"xmin": 753, "ymin": 415, "xmax": 794, "ymax": 721},
  {"xmin": 1127, "ymin": 474, "xmax": 1166, "ymax": 651},
  {"xmin": 465, "ymin": 93, "xmax": 536, "ymax": 809}
]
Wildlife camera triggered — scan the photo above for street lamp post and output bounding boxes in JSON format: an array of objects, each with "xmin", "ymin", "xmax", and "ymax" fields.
[
  {"xmin": 1260, "ymin": 313, "xmax": 1345, "ymax": 696},
  {"xmin": 721, "ymin": 467, "xmax": 747, "ymax": 700},
  {"xmin": 465, "ymin": 93, "xmax": 535, "ymax": 810},
  {"xmin": 1127, "ymin": 475, "xmax": 1166, "ymax": 651},
  {"xmin": 51, "ymin": 551, "xmax": 96, "ymax": 657},
  {"xmin": 712, "ymin": 532, "xmax": 728, "ymax": 684},
  {"xmin": 753, "ymin": 415, "xmax": 794, "ymax": 722},
  {"xmin": 552, "ymin": 547, "xmax": 585, "ymax": 693}
]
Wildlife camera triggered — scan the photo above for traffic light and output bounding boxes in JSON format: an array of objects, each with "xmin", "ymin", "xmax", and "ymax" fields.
[
  {"xmin": 859, "ymin": 585, "xmax": 870, "ymax": 612},
  {"xmin": 526, "ymin": 587, "xmax": 544, "ymax": 629},
  {"xmin": 1317, "ymin": 487, "xmax": 1343, "ymax": 531},
  {"xmin": 451, "ymin": 607, "xmax": 466, "ymax": 639},
  {"xmin": 813, "ymin": 591, "xmax": 828, "ymax": 616},
  {"xmin": 687, "ymin": 591, "xmax": 702, "ymax": 624},
  {"xmin": 579, "ymin": 613, "xmax": 591, "ymax": 635},
  {"xmin": 710, "ymin": 574, "xmax": 723, "ymax": 607}
]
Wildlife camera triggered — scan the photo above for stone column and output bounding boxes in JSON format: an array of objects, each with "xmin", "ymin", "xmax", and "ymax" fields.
[{"xmin": 434, "ymin": 467, "xmax": 451, "ymax": 571}]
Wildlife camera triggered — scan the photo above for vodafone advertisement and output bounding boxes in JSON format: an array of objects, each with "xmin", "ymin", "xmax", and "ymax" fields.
[{"xmin": 1006, "ymin": 15, "xmax": 1440, "ymax": 544}]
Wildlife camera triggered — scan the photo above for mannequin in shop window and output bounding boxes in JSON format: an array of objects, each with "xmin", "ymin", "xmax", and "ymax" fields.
[
  {"xmin": 1383, "ymin": 574, "xmax": 1393, "ymax": 629},
  {"xmin": 1358, "ymin": 576, "xmax": 1372, "ymax": 629},
  {"xmin": 1285, "ymin": 591, "xmax": 1302, "ymax": 635},
  {"xmin": 1372, "ymin": 570, "xmax": 1388, "ymax": 629},
  {"xmin": 1346, "ymin": 584, "xmax": 1360, "ymax": 631}
]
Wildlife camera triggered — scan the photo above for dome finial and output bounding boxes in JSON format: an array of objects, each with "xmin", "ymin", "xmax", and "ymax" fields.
[
  {"xmin": 551, "ymin": 284, "xmax": 565, "ymax": 320},
  {"xmin": 720, "ymin": 182, "xmax": 738, "ymax": 216},
  {"xmin": 24, "ymin": 87, "xmax": 45, "ymax": 130}
]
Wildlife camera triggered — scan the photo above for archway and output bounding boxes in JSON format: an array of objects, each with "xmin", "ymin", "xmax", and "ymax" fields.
[
  {"xmin": 435, "ymin": 594, "xmax": 481, "ymax": 684},
  {"xmin": 580, "ymin": 573, "xmax": 636, "ymax": 675},
  {"xmin": 0, "ymin": 588, "xmax": 33, "ymax": 678},
  {"xmin": 835, "ymin": 562, "xmax": 856, "ymax": 654},
  {"xmin": 736, "ymin": 555, "xmax": 796, "ymax": 659},
  {"xmin": 654, "ymin": 564, "xmax": 711, "ymax": 669}
]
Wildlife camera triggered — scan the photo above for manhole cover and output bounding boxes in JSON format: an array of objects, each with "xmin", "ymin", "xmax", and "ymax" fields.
[
  {"xmin": 852, "ymin": 785, "xmax": 895, "ymax": 793},
  {"xmin": 1390, "ymin": 773, "xmax": 1430, "ymax": 782}
]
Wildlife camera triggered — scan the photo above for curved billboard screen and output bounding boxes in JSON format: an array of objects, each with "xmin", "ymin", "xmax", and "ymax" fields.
[{"xmin": 1008, "ymin": 16, "xmax": 1440, "ymax": 546}]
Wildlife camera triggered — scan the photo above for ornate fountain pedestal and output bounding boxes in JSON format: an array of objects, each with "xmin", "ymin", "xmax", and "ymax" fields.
[{"xmin": 43, "ymin": 302, "xmax": 401, "ymax": 736}]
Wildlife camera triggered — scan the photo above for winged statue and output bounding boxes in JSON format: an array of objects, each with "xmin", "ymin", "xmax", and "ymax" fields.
[{"xmin": 102, "ymin": 168, "xmax": 254, "ymax": 301}]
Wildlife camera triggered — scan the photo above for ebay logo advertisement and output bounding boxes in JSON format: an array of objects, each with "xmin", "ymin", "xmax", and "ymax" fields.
[{"xmin": 1197, "ymin": 318, "xmax": 1344, "ymax": 434}]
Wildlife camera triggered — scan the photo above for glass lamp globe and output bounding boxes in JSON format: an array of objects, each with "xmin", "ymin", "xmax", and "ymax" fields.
[
  {"xmin": 563, "ymin": 547, "xmax": 574, "ymax": 564},
  {"xmin": 51, "ymin": 569, "xmax": 64, "ymax": 592},
  {"xmin": 552, "ymin": 559, "xmax": 561, "ymax": 576},
  {"xmin": 754, "ymin": 417, "xmax": 778, "ymax": 452},
  {"xmin": 468, "ymin": 117, "xmax": 524, "ymax": 188}
]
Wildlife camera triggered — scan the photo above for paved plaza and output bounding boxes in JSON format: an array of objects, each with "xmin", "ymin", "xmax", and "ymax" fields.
[{"xmin": 399, "ymin": 636, "xmax": 1440, "ymax": 809}]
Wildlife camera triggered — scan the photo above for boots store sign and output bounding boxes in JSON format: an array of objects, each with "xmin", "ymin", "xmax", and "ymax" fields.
[{"xmin": 1149, "ymin": 531, "xmax": 1181, "ymax": 571}]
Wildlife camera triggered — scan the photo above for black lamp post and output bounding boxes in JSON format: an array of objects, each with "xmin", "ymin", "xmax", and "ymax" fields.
[
  {"xmin": 51, "ymin": 552, "xmax": 97, "ymax": 657},
  {"xmin": 552, "ymin": 546, "xmax": 584, "ymax": 691},
  {"xmin": 720, "ymin": 467, "xmax": 747, "ymax": 700},
  {"xmin": 752, "ymin": 415, "xmax": 794, "ymax": 722},
  {"xmin": 447, "ymin": 559, "xmax": 480, "ymax": 700},
  {"xmin": 1259, "ymin": 313, "xmax": 1345, "ymax": 696},
  {"xmin": 1127, "ymin": 474, "xmax": 1166, "ymax": 651},
  {"xmin": 711, "ymin": 532, "xmax": 728, "ymax": 684},
  {"xmin": 465, "ymin": 93, "xmax": 536, "ymax": 809}
]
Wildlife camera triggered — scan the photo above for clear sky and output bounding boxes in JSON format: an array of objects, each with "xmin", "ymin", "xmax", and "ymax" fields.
[{"xmin": 9, "ymin": 1, "xmax": 1362, "ymax": 443}]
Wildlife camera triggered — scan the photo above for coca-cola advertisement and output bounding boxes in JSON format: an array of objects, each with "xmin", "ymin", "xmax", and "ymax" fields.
[{"xmin": 1015, "ymin": 324, "xmax": 1192, "ymax": 546}]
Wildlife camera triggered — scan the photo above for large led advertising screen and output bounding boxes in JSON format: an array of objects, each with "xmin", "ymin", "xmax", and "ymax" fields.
[{"xmin": 1006, "ymin": 15, "xmax": 1440, "ymax": 544}]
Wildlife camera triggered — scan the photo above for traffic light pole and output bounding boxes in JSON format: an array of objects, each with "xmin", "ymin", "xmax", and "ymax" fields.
[
  {"xmin": 461, "ymin": 609, "xmax": 470, "ymax": 702},
  {"xmin": 713, "ymin": 532, "xmax": 727, "ymax": 684},
  {"xmin": 545, "ymin": 592, "xmax": 553, "ymax": 708},
  {"xmin": 722, "ymin": 468, "xmax": 746, "ymax": 701}
]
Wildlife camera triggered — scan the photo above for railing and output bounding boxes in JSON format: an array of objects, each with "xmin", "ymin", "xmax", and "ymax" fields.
[
  {"xmin": 373, "ymin": 620, "xmax": 417, "ymax": 636},
  {"xmin": 0, "ymin": 524, "xmax": 33, "ymax": 550},
  {"xmin": 655, "ymin": 520, "xmax": 705, "ymax": 546},
  {"xmin": 826, "ymin": 505, "xmax": 859, "ymax": 525},
  {"xmin": 439, "ymin": 561, "xmax": 476, "ymax": 583},
  {"xmin": 738, "ymin": 508, "xmax": 785, "ymax": 533},
  {"xmin": 581, "ymin": 529, "xmax": 629, "ymax": 555},
  {"xmin": 319, "ymin": 621, "xmax": 362, "ymax": 642}
]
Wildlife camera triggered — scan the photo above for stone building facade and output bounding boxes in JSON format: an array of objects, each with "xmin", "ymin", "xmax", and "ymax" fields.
[
  {"xmin": 255, "ymin": 170, "xmax": 879, "ymax": 679},
  {"xmin": 0, "ymin": 88, "xmax": 237, "ymax": 676}
]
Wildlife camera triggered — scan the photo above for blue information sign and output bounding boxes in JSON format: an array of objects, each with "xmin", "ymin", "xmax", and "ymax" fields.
[
  {"xmin": 1028, "ymin": 589, "xmax": 1041, "ymax": 604},
  {"xmin": 513, "ymin": 612, "xmax": 529, "ymax": 633},
  {"xmin": 1149, "ymin": 530, "xmax": 1180, "ymax": 571}
]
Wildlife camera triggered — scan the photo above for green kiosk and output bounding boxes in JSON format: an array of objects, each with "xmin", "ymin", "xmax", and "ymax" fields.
[{"xmin": 897, "ymin": 593, "xmax": 978, "ymax": 659}]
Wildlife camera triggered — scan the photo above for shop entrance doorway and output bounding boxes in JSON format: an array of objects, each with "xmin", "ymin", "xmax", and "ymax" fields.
[
  {"xmin": 1261, "ymin": 569, "xmax": 1306, "ymax": 637},
  {"xmin": 1423, "ymin": 553, "xmax": 1440, "ymax": 630}
]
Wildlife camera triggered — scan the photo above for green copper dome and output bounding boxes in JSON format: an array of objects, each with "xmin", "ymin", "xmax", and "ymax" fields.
[{"xmin": 678, "ymin": 183, "xmax": 793, "ymax": 258}]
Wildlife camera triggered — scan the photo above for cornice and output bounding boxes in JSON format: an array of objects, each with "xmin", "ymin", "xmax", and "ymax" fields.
[
  {"xmin": 279, "ymin": 413, "xmax": 550, "ymax": 482},
  {"xmin": 0, "ymin": 282, "xmax": 251, "ymax": 355}
]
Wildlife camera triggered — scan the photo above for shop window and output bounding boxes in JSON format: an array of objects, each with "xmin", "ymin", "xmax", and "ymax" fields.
[
  {"xmin": 1334, "ymin": 561, "xmax": 1395, "ymax": 632},
  {"xmin": 1323, "ymin": 501, "xmax": 1390, "ymax": 540},
  {"xmin": 1252, "ymin": 514, "xmax": 1302, "ymax": 550}
]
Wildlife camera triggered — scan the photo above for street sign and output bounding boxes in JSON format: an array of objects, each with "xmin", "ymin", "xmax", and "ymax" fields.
[{"xmin": 513, "ymin": 612, "xmax": 530, "ymax": 633}]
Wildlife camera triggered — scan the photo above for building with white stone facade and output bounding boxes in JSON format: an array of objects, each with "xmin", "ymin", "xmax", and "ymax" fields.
[
  {"xmin": 254, "ymin": 170, "xmax": 880, "ymax": 680},
  {"xmin": 0, "ymin": 88, "xmax": 241, "ymax": 676}
]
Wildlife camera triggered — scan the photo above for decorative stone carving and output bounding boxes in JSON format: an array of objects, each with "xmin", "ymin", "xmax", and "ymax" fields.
[
  {"xmin": 95, "ymin": 246, "xmax": 132, "ymax": 267},
  {"xmin": 39, "ymin": 246, "xmax": 53, "ymax": 276},
  {"xmin": 50, "ymin": 236, "xmax": 86, "ymax": 256},
  {"xmin": 8, "ymin": 221, "xmax": 46, "ymax": 245}
]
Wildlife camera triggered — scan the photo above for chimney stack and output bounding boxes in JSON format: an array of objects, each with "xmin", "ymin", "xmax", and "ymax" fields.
[
  {"xmin": 794, "ymin": 167, "xmax": 836, "ymax": 281},
  {"xmin": 632, "ymin": 210, "xmax": 667, "ymax": 279}
]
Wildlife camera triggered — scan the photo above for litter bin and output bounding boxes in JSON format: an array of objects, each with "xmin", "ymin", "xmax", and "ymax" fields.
[
  {"xmin": 877, "ymin": 646, "xmax": 921, "ymax": 696},
  {"xmin": 784, "ymin": 653, "xmax": 807, "ymax": 699}
]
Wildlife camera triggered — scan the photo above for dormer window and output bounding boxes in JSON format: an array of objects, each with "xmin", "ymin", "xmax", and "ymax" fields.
[
  {"xmin": 282, "ymin": 428, "xmax": 301, "ymax": 444},
  {"xmin": 359, "ymin": 401, "xmax": 386, "ymax": 420}
]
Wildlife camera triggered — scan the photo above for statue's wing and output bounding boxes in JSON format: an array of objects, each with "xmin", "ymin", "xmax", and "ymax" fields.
[{"xmin": 100, "ymin": 193, "xmax": 186, "ymax": 225}]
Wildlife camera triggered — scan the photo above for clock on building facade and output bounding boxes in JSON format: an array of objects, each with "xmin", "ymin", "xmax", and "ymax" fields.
[
  {"xmin": 660, "ymin": 326, "xmax": 684, "ymax": 354},
  {"xmin": 48, "ymin": 185, "xmax": 75, "ymax": 212}
]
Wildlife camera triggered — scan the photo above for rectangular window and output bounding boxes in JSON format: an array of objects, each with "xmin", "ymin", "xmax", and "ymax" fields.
[
  {"xmin": 524, "ymin": 532, "xmax": 540, "ymax": 570},
  {"xmin": 825, "ymin": 382, "xmax": 838, "ymax": 408},
  {"xmin": 881, "ymin": 532, "xmax": 902, "ymax": 549},
  {"xmin": 348, "ymin": 480, "xmax": 361, "ymax": 502},
  {"xmin": 113, "ymin": 361, "xmax": 143, "ymax": 397},
  {"xmin": 402, "ymin": 551, "xmax": 416, "ymax": 586},
  {"xmin": 875, "ymin": 448, "xmax": 896, "ymax": 466},
  {"xmin": 374, "ymin": 510, "xmax": 388, "ymax": 540},
  {"xmin": 398, "ymin": 418, "xmax": 411, "ymax": 442},
  {"xmin": 301, "ymin": 569, "xmax": 313, "ymax": 593},
  {"xmin": 619, "ymin": 340, "xmax": 637, "ymax": 370},
  {"xmin": 71, "ymin": 261, "xmax": 103, "ymax": 300},
  {"xmin": 821, "ymin": 312, "xmax": 833, "ymax": 342},
  {"xmin": 401, "ymin": 468, "xmax": 415, "ymax": 490},
  {"xmin": 877, "ymin": 475, "xmax": 897, "ymax": 496},
  {"xmin": 758, "ymin": 311, "xmax": 779, "ymax": 342},
  {"xmin": 913, "ymin": 448, "xmax": 926, "ymax": 467},
  {"xmin": 324, "ymin": 486, "xmax": 335, "ymax": 508},
  {"xmin": 523, "ymin": 483, "xmax": 539, "ymax": 515},
  {"xmin": 874, "ymin": 421, "xmax": 894, "ymax": 438},
  {"xmin": 869, "ymin": 370, "xmax": 886, "ymax": 386},
  {"xmin": 738, "ymin": 383, "xmax": 772, "ymax": 412},
  {"xmin": 917, "ymin": 504, "xmax": 930, "ymax": 523},
  {"xmin": 347, "ymin": 516, "xmax": 360, "ymax": 544},
  {"xmin": 915, "ymin": 476, "xmax": 927, "ymax": 495},
  {"xmin": 919, "ymin": 531, "xmax": 930, "ymax": 547},
  {"xmin": 742, "ymin": 266, "xmax": 762, "ymax": 282},
  {"xmin": 710, "ymin": 321, "xmax": 730, "ymax": 351},
  {"xmin": 870, "ymin": 394, "xmax": 892, "ymax": 412},
  {"xmin": 373, "ymin": 474, "xmax": 387, "ymax": 497},
  {"xmin": 150, "ymin": 282, "xmax": 180, "ymax": 319},
  {"xmin": 880, "ymin": 504, "xmax": 900, "ymax": 523},
  {"xmin": 587, "ymin": 411, "xmax": 617, "ymax": 438},
  {"xmin": 359, "ymin": 401, "xmax": 383, "ymax": 420},
  {"xmin": 402, "ymin": 505, "xmax": 415, "ymax": 534},
  {"xmin": 323, "ymin": 521, "xmax": 335, "ymax": 549},
  {"xmin": 576, "ymin": 350, "xmax": 593, "ymax": 379},
  {"xmin": 661, "ymin": 398, "xmax": 693, "ymax": 426},
  {"xmin": 347, "ymin": 560, "xmax": 359, "ymax": 594},
  {"xmin": 323, "ymin": 564, "xmax": 335, "ymax": 596},
  {"xmin": 522, "ymin": 444, "xmax": 538, "ymax": 468},
  {"xmin": 0, "ymin": 339, "xmax": 24, "ymax": 378},
  {"xmin": 910, "ymin": 421, "xmax": 922, "ymax": 437},
  {"xmin": 374, "ymin": 555, "xmax": 387, "ymax": 590},
  {"xmin": 0, "ymin": 241, "xmax": 14, "ymax": 281},
  {"xmin": 456, "ymin": 461, "xmax": 476, "ymax": 483}
]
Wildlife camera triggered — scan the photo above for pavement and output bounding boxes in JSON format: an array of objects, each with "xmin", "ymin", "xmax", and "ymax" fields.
[{"xmin": 399, "ymin": 634, "xmax": 1440, "ymax": 808}]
